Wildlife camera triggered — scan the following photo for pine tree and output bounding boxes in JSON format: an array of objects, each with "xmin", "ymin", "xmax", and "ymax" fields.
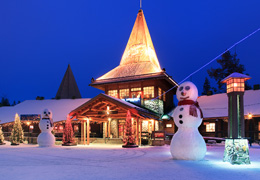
[
  {"xmin": 207, "ymin": 51, "xmax": 251, "ymax": 93},
  {"xmin": 0, "ymin": 126, "xmax": 5, "ymax": 144},
  {"xmin": 123, "ymin": 110, "xmax": 136, "ymax": 146},
  {"xmin": 10, "ymin": 113, "xmax": 24, "ymax": 145},
  {"xmin": 62, "ymin": 115, "xmax": 75, "ymax": 145},
  {"xmin": 202, "ymin": 77, "xmax": 212, "ymax": 95}
]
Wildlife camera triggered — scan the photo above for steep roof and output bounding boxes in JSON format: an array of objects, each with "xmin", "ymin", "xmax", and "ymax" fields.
[
  {"xmin": 56, "ymin": 64, "xmax": 82, "ymax": 99},
  {"xmin": 97, "ymin": 9, "xmax": 162, "ymax": 81}
]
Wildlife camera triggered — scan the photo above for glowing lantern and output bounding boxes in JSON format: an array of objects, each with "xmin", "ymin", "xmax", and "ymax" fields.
[
  {"xmin": 221, "ymin": 72, "xmax": 251, "ymax": 165},
  {"xmin": 221, "ymin": 72, "xmax": 251, "ymax": 93}
]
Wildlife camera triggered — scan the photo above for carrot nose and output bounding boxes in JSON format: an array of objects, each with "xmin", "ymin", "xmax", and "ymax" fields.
[{"xmin": 181, "ymin": 92, "xmax": 186, "ymax": 96}]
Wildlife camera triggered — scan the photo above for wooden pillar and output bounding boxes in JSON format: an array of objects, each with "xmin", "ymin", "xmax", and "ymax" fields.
[
  {"xmin": 139, "ymin": 120, "xmax": 142, "ymax": 145},
  {"xmin": 83, "ymin": 121, "xmax": 86, "ymax": 145},
  {"xmin": 87, "ymin": 119, "xmax": 90, "ymax": 145},
  {"xmin": 136, "ymin": 118, "xmax": 139, "ymax": 145},
  {"xmin": 152, "ymin": 120, "xmax": 155, "ymax": 132},
  {"xmin": 81, "ymin": 121, "xmax": 84, "ymax": 144},
  {"xmin": 104, "ymin": 122, "xmax": 107, "ymax": 138},
  {"xmin": 108, "ymin": 119, "xmax": 111, "ymax": 138}
]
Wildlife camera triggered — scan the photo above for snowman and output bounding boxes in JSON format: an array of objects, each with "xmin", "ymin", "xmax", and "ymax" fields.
[
  {"xmin": 37, "ymin": 109, "xmax": 55, "ymax": 147},
  {"xmin": 170, "ymin": 81, "xmax": 206, "ymax": 160}
]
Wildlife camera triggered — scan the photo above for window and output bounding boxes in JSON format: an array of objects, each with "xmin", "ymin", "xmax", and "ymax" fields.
[
  {"xmin": 119, "ymin": 89, "xmax": 129, "ymax": 99},
  {"xmin": 131, "ymin": 87, "xmax": 141, "ymax": 98},
  {"xmin": 163, "ymin": 91, "xmax": 166, "ymax": 101},
  {"xmin": 206, "ymin": 123, "xmax": 215, "ymax": 132},
  {"xmin": 143, "ymin": 86, "xmax": 154, "ymax": 98},
  {"xmin": 158, "ymin": 88, "xmax": 162, "ymax": 100},
  {"xmin": 108, "ymin": 90, "xmax": 118, "ymax": 98},
  {"xmin": 131, "ymin": 88, "xmax": 141, "ymax": 91},
  {"xmin": 166, "ymin": 124, "xmax": 172, "ymax": 128}
]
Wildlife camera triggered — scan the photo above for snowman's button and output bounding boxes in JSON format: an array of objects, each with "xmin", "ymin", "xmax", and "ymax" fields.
[
  {"xmin": 179, "ymin": 114, "xmax": 183, "ymax": 119},
  {"xmin": 179, "ymin": 120, "xmax": 183, "ymax": 124},
  {"xmin": 180, "ymin": 107, "xmax": 184, "ymax": 111}
]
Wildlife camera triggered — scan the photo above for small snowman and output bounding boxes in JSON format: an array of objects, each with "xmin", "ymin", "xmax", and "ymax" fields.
[
  {"xmin": 37, "ymin": 109, "xmax": 55, "ymax": 147},
  {"xmin": 170, "ymin": 81, "xmax": 206, "ymax": 160}
]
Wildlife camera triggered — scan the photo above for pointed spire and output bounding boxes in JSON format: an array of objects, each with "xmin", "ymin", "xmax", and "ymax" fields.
[
  {"xmin": 55, "ymin": 64, "xmax": 82, "ymax": 99},
  {"xmin": 97, "ymin": 10, "xmax": 162, "ymax": 80}
]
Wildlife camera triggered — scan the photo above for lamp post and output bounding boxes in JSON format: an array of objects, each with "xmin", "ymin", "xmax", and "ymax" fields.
[
  {"xmin": 29, "ymin": 124, "xmax": 34, "ymax": 144},
  {"xmin": 221, "ymin": 72, "xmax": 251, "ymax": 165},
  {"xmin": 26, "ymin": 121, "xmax": 31, "ymax": 144}
]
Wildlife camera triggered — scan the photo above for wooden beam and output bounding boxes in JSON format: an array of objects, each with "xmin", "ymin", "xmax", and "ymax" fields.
[
  {"xmin": 87, "ymin": 119, "xmax": 90, "ymax": 145},
  {"xmin": 83, "ymin": 121, "xmax": 86, "ymax": 145},
  {"xmin": 104, "ymin": 122, "xmax": 107, "ymax": 138},
  {"xmin": 139, "ymin": 120, "xmax": 142, "ymax": 145},
  {"xmin": 136, "ymin": 118, "xmax": 139, "ymax": 145},
  {"xmin": 108, "ymin": 119, "xmax": 111, "ymax": 138},
  {"xmin": 81, "ymin": 121, "xmax": 84, "ymax": 144}
]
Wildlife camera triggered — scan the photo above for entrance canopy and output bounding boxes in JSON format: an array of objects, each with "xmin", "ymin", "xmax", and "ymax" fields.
[{"xmin": 69, "ymin": 93, "xmax": 160, "ymax": 121}]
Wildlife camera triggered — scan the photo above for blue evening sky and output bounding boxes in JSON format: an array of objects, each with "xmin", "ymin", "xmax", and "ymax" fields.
[{"xmin": 0, "ymin": 0, "xmax": 260, "ymax": 103}]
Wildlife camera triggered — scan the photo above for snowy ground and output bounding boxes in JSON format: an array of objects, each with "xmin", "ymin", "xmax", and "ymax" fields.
[{"xmin": 0, "ymin": 142, "xmax": 260, "ymax": 180}]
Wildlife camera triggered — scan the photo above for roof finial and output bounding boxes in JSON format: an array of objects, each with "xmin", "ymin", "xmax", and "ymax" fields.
[{"xmin": 140, "ymin": 0, "xmax": 142, "ymax": 9}]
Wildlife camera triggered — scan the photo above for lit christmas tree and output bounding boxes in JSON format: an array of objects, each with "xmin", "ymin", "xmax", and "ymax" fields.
[
  {"xmin": 10, "ymin": 113, "xmax": 24, "ymax": 145},
  {"xmin": 122, "ymin": 110, "xmax": 138, "ymax": 148},
  {"xmin": 0, "ymin": 126, "xmax": 5, "ymax": 145},
  {"xmin": 62, "ymin": 115, "xmax": 76, "ymax": 146}
]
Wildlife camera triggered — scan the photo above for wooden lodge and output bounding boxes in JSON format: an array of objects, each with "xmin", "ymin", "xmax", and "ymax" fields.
[{"xmin": 72, "ymin": 9, "xmax": 178, "ymax": 145}]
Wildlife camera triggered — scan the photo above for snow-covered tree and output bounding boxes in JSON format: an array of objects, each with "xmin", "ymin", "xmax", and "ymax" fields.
[
  {"xmin": 123, "ymin": 110, "xmax": 136, "ymax": 146},
  {"xmin": 0, "ymin": 126, "xmax": 5, "ymax": 144},
  {"xmin": 62, "ymin": 115, "xmax": 75, "ymax": 145},
  {"xmin": 10, "ymin": 113, "xmax": 24, "ymax": 145}
]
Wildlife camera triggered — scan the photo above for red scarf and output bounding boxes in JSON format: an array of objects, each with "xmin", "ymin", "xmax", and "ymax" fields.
[{"xmin": 178, "ymin": 100, "xmax": 203, "ymax": 118}]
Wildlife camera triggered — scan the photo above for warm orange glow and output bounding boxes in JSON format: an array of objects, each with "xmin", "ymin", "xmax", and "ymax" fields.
[
  {"xmin": 29, "ymin": 125, "xmax": 34, "ymax": 129},
  {"xmin": 26, "ymin": 121, "xmax": 30, "ymax": 126},
  {"xmin": 234, "ymin": 83, "xmax": 238, "ymax": 87},
  {"xmin": 107, "ymin": 106, "xmax": 110, "ymax": 115},
  {"xmin": 97, "ymin": 10, "xmax": 162, "ymax": 80},
  {"xmin": 248, "ymin": 113, "xmax": 253, "ymax": 119}
]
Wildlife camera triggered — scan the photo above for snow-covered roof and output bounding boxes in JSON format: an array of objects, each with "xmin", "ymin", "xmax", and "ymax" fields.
[
  {"xmin": 221, "ymin": 72, "xmax": 251, "ymax": 83},
  {"xmin": 169, "ymin": 89, "xmax": 260, "ymax": 119},
  {"xmin": 0, "ymin": 99, "xmax": 90, "ymax": 124}
]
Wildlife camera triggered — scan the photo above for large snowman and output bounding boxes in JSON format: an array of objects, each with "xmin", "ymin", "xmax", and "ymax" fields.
[
  {"xmin": 37, "ymin": 109, "xmax": 55, "ymax": 147},
  {"xmin": 170, "ymin": 81, "xmax": 206, "ymax": 160}
]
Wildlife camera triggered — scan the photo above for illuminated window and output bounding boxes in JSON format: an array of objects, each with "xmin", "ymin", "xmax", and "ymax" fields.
[
  {"xmin": 144, "ymin": 86, "xmax": 154, "ymax": 98},
  {"xmin": 166, "ymin": 124, "xmax": 172, "ymax": 128},
  {"xmin": 108, "ymin": 90, "xmax": 118, "ymax": 98},
  {"xmin": 131, "ymin": 88, "xmax": 141, "ymax": 98},
  {"xmin": 206, "ymin": 123, "xmax": 215, "ymax": 132},
  {"xmin": 158, "ymin": 88, "xmax": 162, "ymax": 100},
  {"xmin": 163, "ymin": 91, "xmax": 166, "ymax": 101},
  {"xmin": 131, "ymin": 88, "xmax": 141, "ymax": 91},
  {"xmin": 119, "ymin": 89, "xmax": 129, "ymax": 99}
]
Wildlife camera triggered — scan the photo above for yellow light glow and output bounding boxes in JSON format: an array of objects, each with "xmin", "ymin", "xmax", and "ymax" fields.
[
  {"xmin": 248, "ymin": 113, "xmax": 253, "ymax": 119},
  {"xmin": 108, "ymin": 118, "xmax": 111, "ymax": 121},
  {"xmin": 234, "ymin": 83, "xmax": 238, "ymax": 87},
  {"xmin": 26, "ymin": 121, "xmax": 30, "ymax": 126},
  {"xmin": 107, "ymin": 106, "xmax": 110, "ymax": 115}
]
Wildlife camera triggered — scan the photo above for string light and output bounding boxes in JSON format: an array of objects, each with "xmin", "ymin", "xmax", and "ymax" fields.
[{"xmin": 152, "ymin": 27, "xmax": 260, "ymax": 101}]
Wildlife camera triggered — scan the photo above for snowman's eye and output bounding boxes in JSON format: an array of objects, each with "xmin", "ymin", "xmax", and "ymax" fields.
[
  {"xmin": 179, "ymin": 86, "xmax": 183, "ymax": 91},
  {"xmin": 48, "ymin": 112, "xmax": 50, "ymax": 114},
  {"xmin": 185, "ymin": 86, "xmax": 190, "ymax": 91},
  {"xmin": 44, "ymin": 111, "xmax": 46, "ymax": 114}
]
